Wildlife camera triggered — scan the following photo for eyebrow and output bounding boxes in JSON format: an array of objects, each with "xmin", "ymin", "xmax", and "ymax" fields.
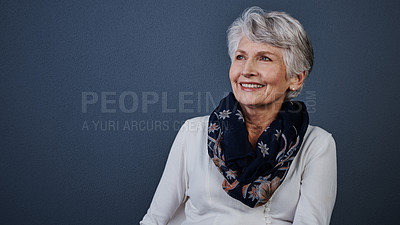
[{"xmin": 235, "ymin": 49, "xmax": 278, "ymax": 56}]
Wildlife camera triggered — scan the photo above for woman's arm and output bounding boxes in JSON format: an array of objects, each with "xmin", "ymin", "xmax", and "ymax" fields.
[
  {"xmin": 293, "ymin": 133, "xmax": 337, "ymax": 225},
  {"xmin": 140, "ymin": 122, "xmax": 189, "ymax": 225}
]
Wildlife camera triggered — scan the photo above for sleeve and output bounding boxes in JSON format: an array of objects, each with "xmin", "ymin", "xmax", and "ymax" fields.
[
  {"xmin": 292, "ymin": 133, "xmax": 337, "ymax": 225},
  {"xmin": 140, "ymin": 122, "xmax": 189, "ymax": 225}
]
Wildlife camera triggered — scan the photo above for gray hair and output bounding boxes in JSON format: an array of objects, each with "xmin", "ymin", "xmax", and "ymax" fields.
[{"xmin": 227, "ymin": 6, "xmax": 314, "ymax": 100}]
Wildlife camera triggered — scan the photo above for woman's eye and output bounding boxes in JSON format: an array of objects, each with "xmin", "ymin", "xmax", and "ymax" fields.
[
  {"xmin": 236, "ymin": 55, "xmax": 244, "ymax": 60},
  {"xmin": 261, "ymin": 56, "xmax": 271, "ymax": 61}
]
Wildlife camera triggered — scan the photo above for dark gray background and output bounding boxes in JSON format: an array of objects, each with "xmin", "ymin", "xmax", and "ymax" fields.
[{"xmin": 1, "ymin": 0, "xmax": 399, "ymax": 224}]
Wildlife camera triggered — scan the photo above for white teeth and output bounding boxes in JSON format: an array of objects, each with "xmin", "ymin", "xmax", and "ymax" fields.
[{"xmin": 241, "ymin": 83, "xmax": 263, "ymax": 88}]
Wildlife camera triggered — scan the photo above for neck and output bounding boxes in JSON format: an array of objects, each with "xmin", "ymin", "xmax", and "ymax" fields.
[{"xmin": 241, "ymin": 100, "xmax": 283, "ymax": 149}]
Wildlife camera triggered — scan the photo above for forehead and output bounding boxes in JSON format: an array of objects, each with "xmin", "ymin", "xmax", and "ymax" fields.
[{"xmin": 236, "ymin": 36, "xmax": 283, "ymax": 57}]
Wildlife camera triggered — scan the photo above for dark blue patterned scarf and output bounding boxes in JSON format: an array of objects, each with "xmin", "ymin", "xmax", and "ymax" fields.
[{"xmin": 208, "ymin": 92, "xmax": 309, "ymax": 208}]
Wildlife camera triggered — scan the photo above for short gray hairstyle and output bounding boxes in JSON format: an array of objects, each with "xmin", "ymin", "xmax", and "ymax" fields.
[{"xmin": 227, "ymin": 6, "xmax": 314, "ymax": 100}]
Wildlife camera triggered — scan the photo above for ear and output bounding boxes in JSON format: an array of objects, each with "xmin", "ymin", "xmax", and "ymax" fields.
[{"xmin": 289, "ymin": 71, "xmax": 307, "ymax": 91}]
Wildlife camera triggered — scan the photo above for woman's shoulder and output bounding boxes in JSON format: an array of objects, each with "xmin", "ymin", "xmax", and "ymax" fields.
[
  {"xmin": 301, "ymin": 125, "xmax": 336, "ymax": 159},
  {"xmin": 184, "ymin": 115, "xmax": 210, "ymax": 124},
  {"xmin": 305, "ymin": 125, "xmax": 334, "ymax": 142},
  {"xmin": 180, "ymin": 115, "xmax": 210, "ymax": 133}
]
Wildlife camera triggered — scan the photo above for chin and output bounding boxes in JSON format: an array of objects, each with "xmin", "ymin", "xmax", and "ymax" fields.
[
  {"xmin": 240, "ymin": 100, "xmax": 268, "ymax": 108},
  {"xmin": 235, "ymin": 92, "xmax": 285, "ymax": 109},
  {"xmin": 234, "ymin": 93, "xmax": 266, "ymax": 107}
]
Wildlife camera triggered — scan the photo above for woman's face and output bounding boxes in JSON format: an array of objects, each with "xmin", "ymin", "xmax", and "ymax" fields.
[{"xmin": 229, "ymin": 36, "xmax": 296, "ymax": 110}]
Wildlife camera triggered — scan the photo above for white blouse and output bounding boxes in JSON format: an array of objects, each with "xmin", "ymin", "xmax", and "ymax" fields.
[{"xmin": 140, "ymin": 116, "xmax": 337, "ymax": 225}]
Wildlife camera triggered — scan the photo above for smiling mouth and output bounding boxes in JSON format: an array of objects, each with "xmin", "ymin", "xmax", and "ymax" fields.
[{"xmin": 240, "ymin": 83, "xmax": 265, "ymax": 88}]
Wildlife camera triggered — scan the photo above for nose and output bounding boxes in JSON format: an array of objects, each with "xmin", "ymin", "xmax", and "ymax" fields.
[{"xmin": 241, "ymin": 59, "xmax": 257, "ymax": 77}]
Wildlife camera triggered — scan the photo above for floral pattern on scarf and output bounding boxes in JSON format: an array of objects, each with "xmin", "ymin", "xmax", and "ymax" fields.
[{"xmin": 208, "ymin": 92, "xmax": 309, "ymax": 208}]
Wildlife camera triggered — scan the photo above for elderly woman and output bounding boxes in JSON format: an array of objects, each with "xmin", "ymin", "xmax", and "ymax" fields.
[{"xmin": 140, "ymin": 6, "xmax": 336, "ymax": 225}]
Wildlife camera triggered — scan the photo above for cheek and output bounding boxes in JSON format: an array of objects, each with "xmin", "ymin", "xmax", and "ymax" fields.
[
  {"xmin": 262, "ymin": 69, "xmax": 287, "ymax": 86},
  {"xmin": 228, "ymin": 65, "xmax": 237, "ymax": 82}
]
